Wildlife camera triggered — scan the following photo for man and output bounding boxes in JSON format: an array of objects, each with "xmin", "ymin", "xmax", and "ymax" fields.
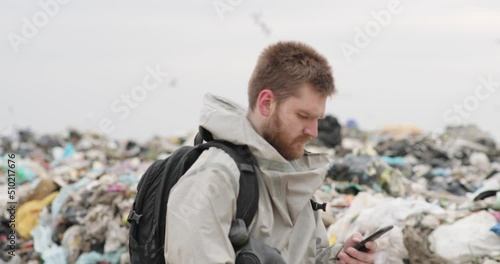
[{"xmin": 164, "ymin": 41, "xmax": 377, "ymax": 263}]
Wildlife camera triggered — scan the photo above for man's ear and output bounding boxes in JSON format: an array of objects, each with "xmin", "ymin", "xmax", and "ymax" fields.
[{"xmin": 257, "ymin": 89, "xmax": 274, "ymax": 117}]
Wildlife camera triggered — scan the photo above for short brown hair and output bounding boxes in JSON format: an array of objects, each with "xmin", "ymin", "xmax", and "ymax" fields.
[{"xmin": 248, "ymin": 41, "xmax": 335, "ymax": 110}]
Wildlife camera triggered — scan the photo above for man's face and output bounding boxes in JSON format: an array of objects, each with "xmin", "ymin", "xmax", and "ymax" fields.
[{"xmin": 262, "ymin": 84, "xmax": 327, "ymax": 160}]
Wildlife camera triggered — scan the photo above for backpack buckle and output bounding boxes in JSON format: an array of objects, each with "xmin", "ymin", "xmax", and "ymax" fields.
[
  {"xmin": 310, "ymin": 200, "xmax": 327, "ymax": 212},
  {"xmin": 127, "ymin": 210, "xmax": 143, "ymax": 224}
]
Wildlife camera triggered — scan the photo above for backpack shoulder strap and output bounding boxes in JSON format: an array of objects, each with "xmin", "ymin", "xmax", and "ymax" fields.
[{"xmin": 195, "ymin": 140, "xmax": 259, "ymax": 228}]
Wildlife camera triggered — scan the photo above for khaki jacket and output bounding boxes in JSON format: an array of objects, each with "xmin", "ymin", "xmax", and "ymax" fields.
[{"xmin": 165, "ymin": 94, "xmax": 342, "ymax": 263}]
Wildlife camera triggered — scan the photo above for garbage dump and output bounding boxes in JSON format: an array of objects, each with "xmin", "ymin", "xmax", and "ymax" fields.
[
  {"xmin": 316, "ymin": 121, "xmax": 500, "ymax": 264},
  {"xmin": 1, "ymin": 120, "xmax": 499, "ymax": 264}
]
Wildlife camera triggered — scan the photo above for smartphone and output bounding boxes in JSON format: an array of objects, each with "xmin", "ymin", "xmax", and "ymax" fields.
[{"xmin": 353, "ymin": 225, "xmax": 393, "ymax": 252}]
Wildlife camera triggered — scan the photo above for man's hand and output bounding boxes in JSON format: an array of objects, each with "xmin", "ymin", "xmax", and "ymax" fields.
[{"xmin": 336, "ymin": 232, "xmax": 377, "ymax": 264}]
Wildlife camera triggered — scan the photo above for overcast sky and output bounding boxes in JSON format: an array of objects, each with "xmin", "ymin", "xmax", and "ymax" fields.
[{"xmin": 1, "ymin": 0, "xmax": 499, "ymax": 142}]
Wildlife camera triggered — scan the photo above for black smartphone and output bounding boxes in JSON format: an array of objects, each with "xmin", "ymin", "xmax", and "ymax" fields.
[{"xmin": 353, "ymin": 225, "xmax": 393, "ymax": 252}]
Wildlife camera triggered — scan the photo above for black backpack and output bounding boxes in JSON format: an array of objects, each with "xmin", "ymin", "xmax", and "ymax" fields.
[{"xmin": 128, "ymin": 127, "xmax": 260, "ymax": 264}]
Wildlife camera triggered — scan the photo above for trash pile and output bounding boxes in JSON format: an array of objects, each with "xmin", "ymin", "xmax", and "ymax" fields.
[
  {"xmin": 0, "ymin": 119, "xmax": 499, "ymax": 264},
  {"xmin": 312, "ymin": 118, "xmax": 500, "ymax": 264},
  {"xmin": 0, "ymin": 129, "xmax": 183, "ymax": 264}
]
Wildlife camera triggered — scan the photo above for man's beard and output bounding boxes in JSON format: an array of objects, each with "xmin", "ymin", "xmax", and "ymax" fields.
[{"xmin": 262, "ymin": 110, "xmax": 312, "ymax": 161}]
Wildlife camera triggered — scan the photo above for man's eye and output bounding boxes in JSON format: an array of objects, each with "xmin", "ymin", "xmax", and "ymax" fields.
[{"xmin": 298, "ymin": 114, "xmax": 308, "ymax": 119}]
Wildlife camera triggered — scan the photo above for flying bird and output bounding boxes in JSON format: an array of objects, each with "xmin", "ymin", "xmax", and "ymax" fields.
[{"xmin": 252, "ymin": 11, "xmax": 272, "ymax": 37}]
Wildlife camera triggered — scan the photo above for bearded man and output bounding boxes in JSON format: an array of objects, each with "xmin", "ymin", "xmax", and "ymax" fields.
[{"xmin": 164, "ymin": 41, "xmax": 377, "ymax": 264}]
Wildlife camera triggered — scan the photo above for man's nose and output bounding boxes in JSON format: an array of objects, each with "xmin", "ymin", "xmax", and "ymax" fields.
[{"xmin": 304, "ymin": 121, "xmax": 318, "ymax": 138}]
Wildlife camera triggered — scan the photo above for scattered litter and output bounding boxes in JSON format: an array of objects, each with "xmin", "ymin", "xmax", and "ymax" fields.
[{"xmin": 1, "ymin": 123, "xmax": 499, "ymax": 263}]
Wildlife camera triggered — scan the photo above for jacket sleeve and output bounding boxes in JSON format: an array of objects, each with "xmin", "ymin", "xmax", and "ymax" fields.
[
  {"xmin": 164, "ymin": 147, "xmax": 240, "ymax": 264},
  {"xmin": 314, "ymin": 210, "xmax": 344, "ymax": 263}
]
